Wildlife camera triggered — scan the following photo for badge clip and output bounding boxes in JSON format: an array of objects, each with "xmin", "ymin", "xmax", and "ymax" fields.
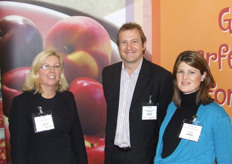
[
  {"xmin": 37, "ymin": 106, "xmax": 43, "ymax": 114},
  {"xmin": 192, "ymin": 115, "xmax": 198, "ymax": 124},
  {"xmin": 148, "ymin": 95, "xmax": 152, "ymax": 104}
]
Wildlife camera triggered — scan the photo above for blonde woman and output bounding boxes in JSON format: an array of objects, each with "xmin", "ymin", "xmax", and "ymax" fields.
[{"xmin": 9, "ymin": 50, "xmax": 87, "ymax": 164}]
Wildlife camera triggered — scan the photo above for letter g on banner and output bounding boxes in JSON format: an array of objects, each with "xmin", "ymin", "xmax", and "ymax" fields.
[{"xmin": 219, "ymin": 7, "xmax": 232, "ymax": 35}]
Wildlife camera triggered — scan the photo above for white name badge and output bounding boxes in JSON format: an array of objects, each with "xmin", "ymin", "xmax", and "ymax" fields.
[
  {"xmin": 179, "ymin": 123, "xmax": 202, "ymax": 142},
  {"xmin": 142, "ymin": 105, "xmax": 157, "ymax": 120},
  {"xmin": 33, "ymin": 113, "xmax": 55, "ymax": 133}
]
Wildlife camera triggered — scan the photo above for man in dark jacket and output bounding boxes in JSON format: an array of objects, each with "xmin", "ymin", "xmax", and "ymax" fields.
[{"xmin": 102, "ymin": 22, "xmax": 173, "ymax": 164}]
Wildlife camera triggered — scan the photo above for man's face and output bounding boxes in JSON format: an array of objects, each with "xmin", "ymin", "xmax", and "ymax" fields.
[{"xmin": 118, "ymin": 29, "xmax": 146, "ymax": 65}]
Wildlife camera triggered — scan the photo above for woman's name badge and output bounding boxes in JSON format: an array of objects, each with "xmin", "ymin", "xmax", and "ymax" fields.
[
  {"xmin": 142, "ymin": 105, "xmax": 157, "ymax": 120},
  {"xmin": 179, "ymin": 123, "xmax": 202, "ymax": 142},
  {"xmin": 32, "ymin": 111, "xmax": 55, "ymax": 133}
]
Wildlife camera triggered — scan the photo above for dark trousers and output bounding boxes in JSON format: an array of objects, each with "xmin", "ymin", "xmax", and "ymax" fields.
[{"xmin": 110, "ymin": 145, "xmax": 133, "ymax": 164}]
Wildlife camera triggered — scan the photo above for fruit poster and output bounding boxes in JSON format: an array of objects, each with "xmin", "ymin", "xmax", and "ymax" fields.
[{"xmin": 0, "ymin": 0, "xmax": 151, "ymax": 163}]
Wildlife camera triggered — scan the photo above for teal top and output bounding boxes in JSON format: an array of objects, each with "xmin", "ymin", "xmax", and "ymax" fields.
[{"xmin": 154, "ymin": 101, "xmax": 232, "ymax": 164}]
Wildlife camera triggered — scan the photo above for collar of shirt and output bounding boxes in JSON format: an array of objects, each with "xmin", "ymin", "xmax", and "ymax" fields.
[{"xmin": 121, "ymin": 58, "xmax": 143, "ymax": 76}]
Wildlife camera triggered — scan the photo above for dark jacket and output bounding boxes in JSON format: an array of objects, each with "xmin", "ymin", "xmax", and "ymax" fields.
[
  {"xmin": 102, "ymin": 58, "xmax": 173, "ymax": 164},
  {"xmin": 9, "ymin": 91, "xmax": 87, "ymax": 164}
]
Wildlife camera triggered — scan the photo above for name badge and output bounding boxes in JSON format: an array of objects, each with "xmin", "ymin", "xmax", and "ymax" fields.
[
  {"xmin": 179, "ymin": 123, "xmax": 202, "ymax": 142},
  {"xmin": 32, "ymin": 111, "xmax": 55, "ymax": 133},
  {"xmin": 142, "ymin": 105, "xmax": 157, "ymax": 120}
]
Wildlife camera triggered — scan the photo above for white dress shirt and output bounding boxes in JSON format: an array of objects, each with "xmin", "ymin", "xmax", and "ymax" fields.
[{"xmin": 114, "ymin": 59, "xmax": 143, "ymax": 148}]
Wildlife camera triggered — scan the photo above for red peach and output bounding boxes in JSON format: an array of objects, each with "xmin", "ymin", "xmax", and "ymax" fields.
[
  {"xmin": 69, "ymin": 77, "xmax": 106, "ymax": 135},
  {"xmin": 1, "ymin": 67, "xmax": 30, "ymax": 117},
  {"xmin": 44, "ymin": 16, "xmax": 112, "ymax": 83}
]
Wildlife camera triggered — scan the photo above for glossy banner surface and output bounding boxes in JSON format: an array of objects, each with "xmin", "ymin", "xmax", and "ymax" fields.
[
  {"xmin": 0, "ymin": 0, "xmax": 151, "ymax": 163},
  {"xmin": 152, "ymin": 0, "xmax": 232, "ymax": 119}
]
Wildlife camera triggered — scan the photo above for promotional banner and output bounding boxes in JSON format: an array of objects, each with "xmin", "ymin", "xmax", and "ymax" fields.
[
  {"xmin": 0, "ymin": 0, "xmax": 151, "ymax": 163},
  {"xmin": 152, "ymin": 0, "xmax": 232, "ymax": 119}
]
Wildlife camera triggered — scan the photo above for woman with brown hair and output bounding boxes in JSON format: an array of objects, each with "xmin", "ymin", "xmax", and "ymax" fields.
[{"xmin": 154, "ymin": 50, "xmax": 232, "ymax": 164}]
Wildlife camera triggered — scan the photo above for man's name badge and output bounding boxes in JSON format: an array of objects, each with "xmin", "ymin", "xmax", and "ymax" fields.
[
  {"xmin": 179, "ymin": 123, "xmax": 202, "ymax": 142},
  {"xmin": 142, "ymin": 105, "xmax": 157, "ymax": 120},
  {"xmin": 32, "ymin": 112, "xmax": 55, "ymax": 133}
]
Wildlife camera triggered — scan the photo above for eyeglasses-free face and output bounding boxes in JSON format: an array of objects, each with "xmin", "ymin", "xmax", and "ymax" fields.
[
  {"xmin": 118, "ymin": 29, "xmax": 146, "ymax": 66},
  {"xmin": 176, "ymin": 62, "xmax": 206, "ymax": 94}
]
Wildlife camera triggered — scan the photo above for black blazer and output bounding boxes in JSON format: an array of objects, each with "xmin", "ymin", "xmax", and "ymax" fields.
[
  {"xmin": 9, "ymin": 91, "xmax": 87, "ymax": 164},
  {"xmin": 102, "ymin": 58, "xmax": 173, "ymax": 164}
]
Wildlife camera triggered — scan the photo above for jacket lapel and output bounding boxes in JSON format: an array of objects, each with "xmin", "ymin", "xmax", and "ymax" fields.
[
  {"xmin": 130, "ymin": 58, "xmax": 151, "ymax": 109},
  {"xmin": 109, "ymin": 62, "xmax": 123, "ymax": 118}
]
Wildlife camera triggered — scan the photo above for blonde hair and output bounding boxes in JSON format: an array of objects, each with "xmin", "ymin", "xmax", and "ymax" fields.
[{"xmin": 23, "ymin": 49, "xmax": 68, "ymax": 93}]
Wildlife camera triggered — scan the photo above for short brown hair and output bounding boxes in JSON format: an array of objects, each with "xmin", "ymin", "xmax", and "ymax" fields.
[
  {"xmin": 116, "ymin": 22, "xmax": 147, "ymax": 46},
  {"xmin": 172, "ymin": 50, "xmax": 215, "ymax": 107}
]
